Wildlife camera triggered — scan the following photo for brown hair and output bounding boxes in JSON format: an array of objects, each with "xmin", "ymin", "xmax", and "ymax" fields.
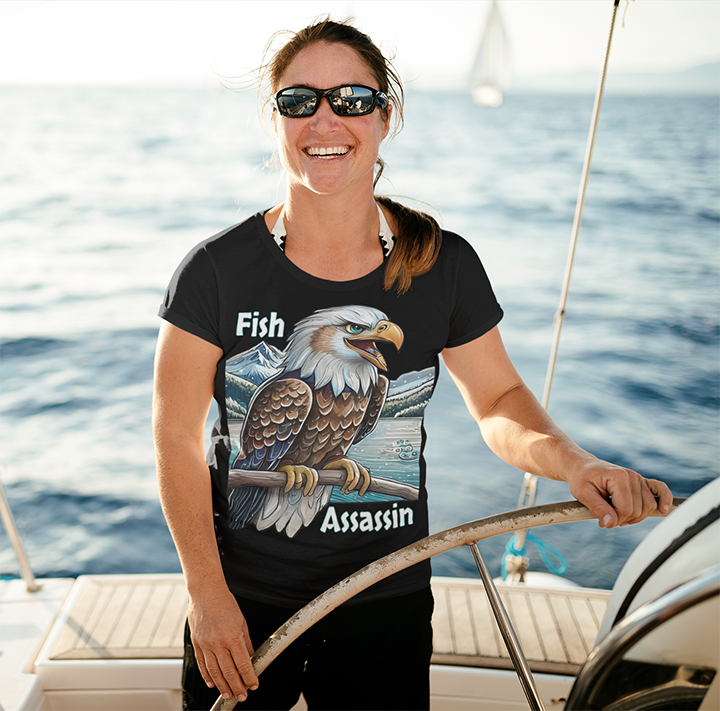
[{"xmin": 261, "ymin": 18, "xmax": 442, "ymax": 294}]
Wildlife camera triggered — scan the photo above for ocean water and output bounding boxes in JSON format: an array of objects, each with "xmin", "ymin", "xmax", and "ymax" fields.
[{"xmin": 0, "ymin": 86, "xmax": 718, "ymax": 590}]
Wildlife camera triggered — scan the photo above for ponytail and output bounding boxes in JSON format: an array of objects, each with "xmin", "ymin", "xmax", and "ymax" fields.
[{"xmin": 376, "ymin": 195, "xmax": 442, "ymax": 295}]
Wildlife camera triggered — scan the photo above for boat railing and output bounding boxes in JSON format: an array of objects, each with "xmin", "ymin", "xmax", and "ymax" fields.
[
  {"xmin": 0, "ymin": 464, "xmax": 40, "ymax": 592},
  {"xmin": 469, "ymin": 541, "xmax": 545, "ymax": 709}
]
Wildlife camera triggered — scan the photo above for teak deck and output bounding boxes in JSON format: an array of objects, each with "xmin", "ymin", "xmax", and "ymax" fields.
[
  {"xmin": 48, "ymin": 576, "xmax": 187, "ymax": 661},
  {"xmin": 47, "ymin": 574, "xmax": 610, "ymax": 676},
  {"xmin": 431, "ymin": 576, "xmax": 610, "ymax": 676}
]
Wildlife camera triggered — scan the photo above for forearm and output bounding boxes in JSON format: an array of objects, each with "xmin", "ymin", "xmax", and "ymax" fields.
[
  {"xmin": 478, "ymin": 383, "xmax": 595, "ymax": 483},
  {"xmin": 155, "ymin": 428, "xmax": 228, "ymax": 598},
  {"xmin": 443, "ymin": 328, "xmax": 672, "ymax": 527},
  {"xmin": 153, "ymin": 322, "xmax": 227, "ymax": 596}
]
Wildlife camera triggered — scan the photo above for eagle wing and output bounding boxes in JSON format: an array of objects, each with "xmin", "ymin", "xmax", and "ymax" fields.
[
  {"xmin": 352, "ymin": 374, "xmax": 389, "ymax": 445},
  {"xmin": 227, "ymin": 378, "xmax": 312, "ymax": 529}
]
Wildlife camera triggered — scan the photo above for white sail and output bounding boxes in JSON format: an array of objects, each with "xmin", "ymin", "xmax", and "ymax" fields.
[{"xmin": 470, "ymin": 0, "xmax": 512, "ymax": 107}]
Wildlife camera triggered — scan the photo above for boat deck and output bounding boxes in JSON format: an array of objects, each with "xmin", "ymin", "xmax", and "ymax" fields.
[
  {"xmin": 19, "ymin": 574, "xmax": 607, "ymax": 710},
  {"xmin": 46, "ymin": 575, "xmax": 187, "ymax": 661},
  {"xmin": 431, "ymin": 576, "xmax": 610, "ymax": 676},
  {"xmin": 36, "ymin": 573, "xmax": 609, "ymax": 678}
]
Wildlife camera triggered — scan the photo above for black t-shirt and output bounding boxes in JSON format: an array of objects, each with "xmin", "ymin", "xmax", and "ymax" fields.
[{"xmin": 160, "ymin": 210, "xmax": 503, "ymax": 607}]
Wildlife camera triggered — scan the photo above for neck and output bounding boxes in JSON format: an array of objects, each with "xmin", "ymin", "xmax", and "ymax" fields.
[
  {"xmin": 284, "ymin": 187, "xmax": 380, "ymax": 249},
  {"xmin": 275, "ymin": 184, "xmax": 385, "ymax": 281}
]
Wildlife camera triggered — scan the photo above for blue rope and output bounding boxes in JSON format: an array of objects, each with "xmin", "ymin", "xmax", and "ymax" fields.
[{"xmin": 501, "ymin": 531, "xmax": 568, "ymax": 580}]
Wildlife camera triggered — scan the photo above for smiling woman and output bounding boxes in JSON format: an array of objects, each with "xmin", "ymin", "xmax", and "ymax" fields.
[
  {"xmin": 257, "ymin": 22, "xmax": 443, "ymax": 291},
  {"xmin": 269, "ymin": 42, "xmax": 392, "ymax": 232},
  {"xmin": 151, "ymin": 16, "xmax": 672, "ymax": 711}
]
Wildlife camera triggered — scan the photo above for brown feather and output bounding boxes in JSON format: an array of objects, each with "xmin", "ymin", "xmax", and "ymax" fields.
[
  {"xmin": 240, "ymin": 379, "xmax": 312, "ymax": 457},
  {"xmin": 282, "ymin": 377, "xmax": 388, "ymax": 469}
]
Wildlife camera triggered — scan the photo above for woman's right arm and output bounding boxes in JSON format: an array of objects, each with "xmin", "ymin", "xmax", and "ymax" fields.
[{"xmin": 152, "ymin": 321, "xmax": 259, "ymax": 703}]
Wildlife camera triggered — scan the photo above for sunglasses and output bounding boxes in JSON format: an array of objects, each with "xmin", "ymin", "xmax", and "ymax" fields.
[{"xmin": 273, "ymin": 85, "xmax": 389, "ymax": 118}]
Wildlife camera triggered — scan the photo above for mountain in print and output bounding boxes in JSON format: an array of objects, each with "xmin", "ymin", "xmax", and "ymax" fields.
[{"xmin": 226, "ymin": 342, "xmax": 283, "ymax": 385}]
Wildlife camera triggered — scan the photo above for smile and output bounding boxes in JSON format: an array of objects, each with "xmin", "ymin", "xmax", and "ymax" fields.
[{"xmin": 305, "ymin": 146, "xmax": 351, "ymax": 158}]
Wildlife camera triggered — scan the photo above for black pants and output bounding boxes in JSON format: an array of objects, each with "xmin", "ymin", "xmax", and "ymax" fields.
[{"xmin": 182, "ymin": 587, "xmax": 434, "ymax": 711}]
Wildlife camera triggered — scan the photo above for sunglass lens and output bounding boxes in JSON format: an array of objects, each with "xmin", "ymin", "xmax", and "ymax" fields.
[
  {"xmin": 277, "ymin": 88, "xmax": 318, "ymax": 116},
  {"xmin": 331, "ymin": 87, "xmax": 375, "ymax": 115}
]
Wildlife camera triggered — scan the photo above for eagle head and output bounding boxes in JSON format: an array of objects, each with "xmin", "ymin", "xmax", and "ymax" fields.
[{"xmin": 280, "ymin": 306, "xmax": 403, "ymax": 396}]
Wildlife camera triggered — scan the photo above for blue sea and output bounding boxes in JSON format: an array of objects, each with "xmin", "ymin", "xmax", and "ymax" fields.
[{"xmin": 0, "ymin": 86, "xmax": 718, "ymax": 590}]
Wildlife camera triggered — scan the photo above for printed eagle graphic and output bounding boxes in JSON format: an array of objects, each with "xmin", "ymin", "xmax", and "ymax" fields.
[{"xmin": 227, "ymin": 305, "xmax": 404, "ymax": 538}]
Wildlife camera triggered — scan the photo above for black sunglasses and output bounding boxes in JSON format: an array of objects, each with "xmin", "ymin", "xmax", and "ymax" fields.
[{"xmin": 273, "ymin": 85, "xmax": 389, "ymax": 118}]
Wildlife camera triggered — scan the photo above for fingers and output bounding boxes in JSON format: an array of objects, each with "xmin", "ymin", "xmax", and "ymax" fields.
[
  {"xmin": 573, "ymin": 483, "xmax": 618, "ymax": 529},
  {"xmin": 188, "ymin": 596, "xmax": 259, "ymax": 704},
  {"xmin": 195, "ymin": 639, "xmax": 258, "ymax": 703},
  {"xmin": 202, "ymin": 650, "xmax": 253, "ymax": 703},
  {"xmin": 647, "ymin": 477, "xmax": 674, "ymax": 515},
  {"xmin": 231, "ymin": 644, "xmax": 260, "ymax": 694},
  {"xmin": 606, "ymin": 470, "xmax": 663, "ymax": 526},
  {"xmin": 569, "ymin": 463, "xmax": 673, "ymax": 529},
  {"xmin": 193, "ymin": 644, "xmax": 214, "ymax": 689}
]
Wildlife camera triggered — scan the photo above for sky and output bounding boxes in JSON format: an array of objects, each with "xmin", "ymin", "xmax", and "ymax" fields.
[{"xmin": 0, "ymin": 0, "xmax": 718, "ymax": 88}]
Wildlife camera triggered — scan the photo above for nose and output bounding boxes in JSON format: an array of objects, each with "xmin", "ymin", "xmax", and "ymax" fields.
[{"xmin": 309, "ymin": 95, "xmax": 340, "ymax": 127}]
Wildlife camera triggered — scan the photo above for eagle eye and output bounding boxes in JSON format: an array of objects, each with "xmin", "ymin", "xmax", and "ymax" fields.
[{"xmin": 345, "ymin": 324, "xmax": 364, "ymax": 335}]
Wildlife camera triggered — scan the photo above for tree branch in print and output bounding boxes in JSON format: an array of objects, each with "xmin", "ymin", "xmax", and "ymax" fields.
[{"xmin": 228, "ymin": 469, "xmax": 419, "ymax": 501}]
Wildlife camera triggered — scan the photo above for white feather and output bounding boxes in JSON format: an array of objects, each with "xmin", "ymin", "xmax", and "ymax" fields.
[{"xmin": 280, "ymin": 305, "xmax": 388, "ymax": 396}]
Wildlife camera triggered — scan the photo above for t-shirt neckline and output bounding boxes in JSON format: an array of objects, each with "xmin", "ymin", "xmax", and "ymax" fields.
[{"xmin": 259, "ymin": 207, "xmax": 394, "ymax": 291}]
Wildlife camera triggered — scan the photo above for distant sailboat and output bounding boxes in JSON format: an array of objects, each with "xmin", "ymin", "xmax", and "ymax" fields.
[{"xmin": 470, "ymin": 0, "xmax": 512, "ymax": 107}]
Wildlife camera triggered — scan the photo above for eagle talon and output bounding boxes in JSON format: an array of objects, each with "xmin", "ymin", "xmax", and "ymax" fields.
[
  {"xmin": 324, "ymin": 459, "xmax": 372, "ymax": 496},
  {"xmin": 278, "ymin": 464, "xmax": 318, "ymax": 496}
]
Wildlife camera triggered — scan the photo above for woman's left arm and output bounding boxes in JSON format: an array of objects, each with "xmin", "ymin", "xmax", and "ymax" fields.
[{"xmin": 441, "ymin": 327, "xmax": 673, "ymax": 527}]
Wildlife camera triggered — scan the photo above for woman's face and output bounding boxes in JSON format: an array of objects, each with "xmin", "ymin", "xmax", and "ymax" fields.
[{"xmin": 274, "ymin": 41, "xmax": 391, "ymax": 199}]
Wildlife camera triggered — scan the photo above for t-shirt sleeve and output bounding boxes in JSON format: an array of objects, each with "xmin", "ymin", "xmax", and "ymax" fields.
[
  {"xmin": 158, "ymin": 242, "xmax": 222, "ymax": 348},
  {"xmin": 445, "ymin": 236, "xmax": 503, "ymax": 348}
]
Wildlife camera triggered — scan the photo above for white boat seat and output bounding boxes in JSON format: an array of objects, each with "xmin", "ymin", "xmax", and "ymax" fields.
[
  {"xmin": 34, "ymin": 574, "xmax": 186, "ymax": 696},
  {"xmin": 45, "ymin": 575, "xmax": 186, "ymax": 660}
]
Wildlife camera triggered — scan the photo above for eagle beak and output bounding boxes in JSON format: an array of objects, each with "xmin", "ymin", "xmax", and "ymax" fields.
[{"xmin": 344, "ymin": 320, "xmax": 404, "ymax": 371}]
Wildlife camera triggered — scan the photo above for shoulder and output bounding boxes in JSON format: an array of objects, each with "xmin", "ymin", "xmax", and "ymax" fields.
[
  {"xmin": 431, "ymin": 229, "xmax": 488, "ymax": 272},
  {"xmin": 170, "ymin": 211, "xmax": 271, "ymax": 280},
  {"xmin": 165, "ymin": 210, "xmax": 272, "ymax": 294},
  {"xmin": 195, "ymin": 211, "xmax": 270, "ymax": 258},
  {"xmin": 439, "ymin": 229, "xmax": 477, "ymax": 253}
]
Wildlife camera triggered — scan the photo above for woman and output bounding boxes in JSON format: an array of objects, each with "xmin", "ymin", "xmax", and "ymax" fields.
[{"xmin": 153, "ymin": 18, "xmax": 672, "ymax": 711}]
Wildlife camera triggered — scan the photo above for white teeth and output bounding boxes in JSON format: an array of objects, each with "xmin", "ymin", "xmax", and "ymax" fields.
[{"xmin": 306, "ymin": 146, "xmax": 350, "ymax": 156}]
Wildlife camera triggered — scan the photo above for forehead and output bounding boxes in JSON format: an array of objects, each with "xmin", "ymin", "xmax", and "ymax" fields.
[{"xmin": 278, "ymin": 42, "xmax": 378, "ymax": 90}]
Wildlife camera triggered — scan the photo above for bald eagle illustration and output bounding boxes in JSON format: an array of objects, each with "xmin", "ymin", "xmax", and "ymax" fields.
[{"xmin": 227, "ymin": 305, "xmax": 404, "ymax": 538}]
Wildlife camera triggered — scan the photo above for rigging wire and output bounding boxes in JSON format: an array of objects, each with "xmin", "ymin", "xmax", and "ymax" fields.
[{"xmin": 506, "ymin": 0, "xmax": 624, "ymax": 571}]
